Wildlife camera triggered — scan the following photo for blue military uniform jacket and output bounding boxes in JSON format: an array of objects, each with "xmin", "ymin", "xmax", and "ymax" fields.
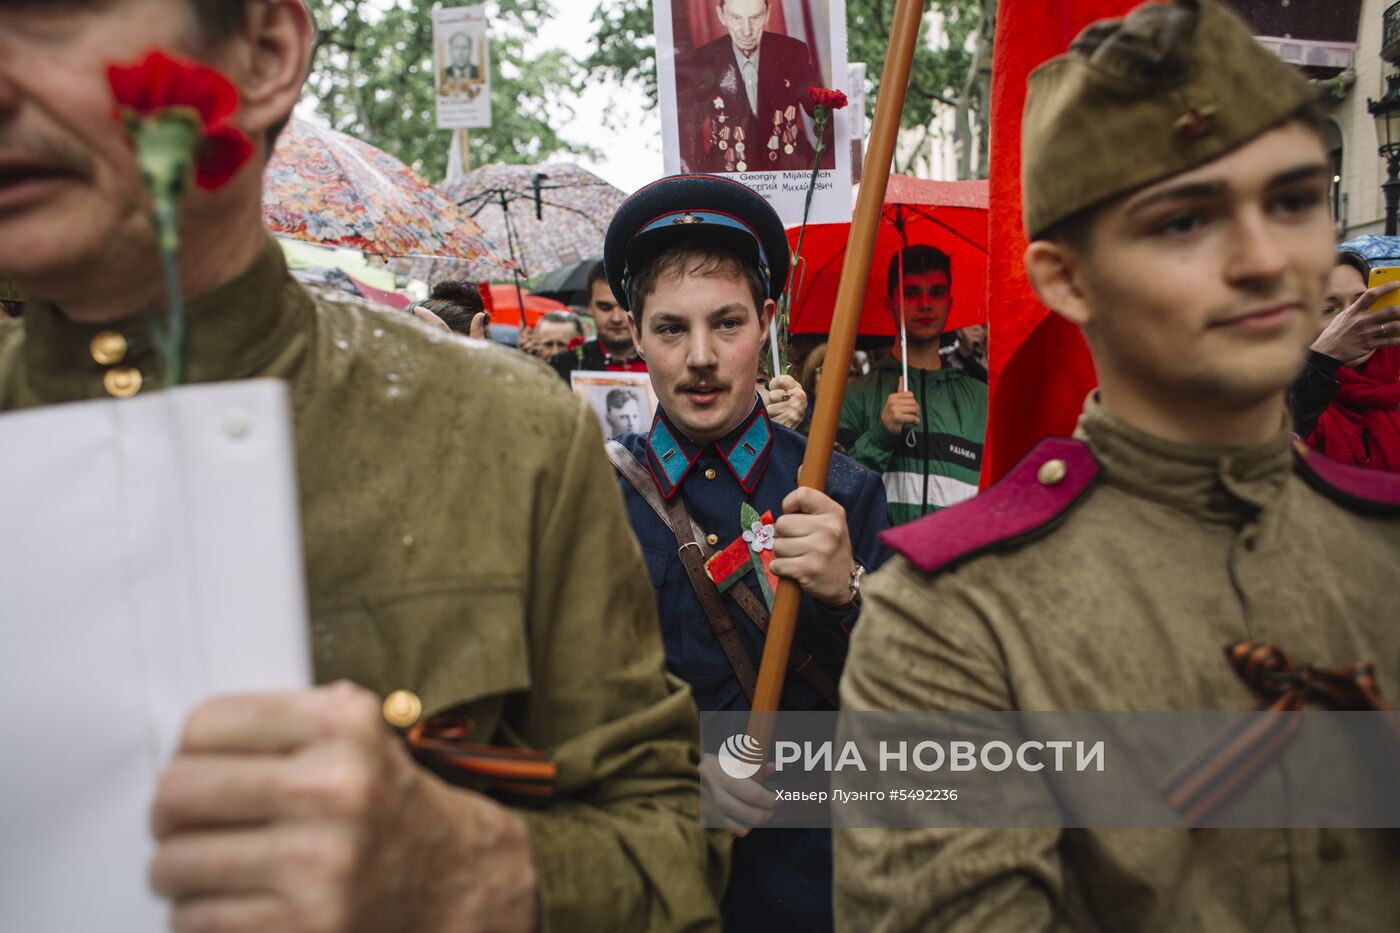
[{"xmin": 614, "ymin": 399, "xmax": 890, "ymax": 933}]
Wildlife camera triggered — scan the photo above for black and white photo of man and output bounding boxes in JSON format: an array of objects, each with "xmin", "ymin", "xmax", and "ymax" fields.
[
  {"xmin": 444, "ymin": 31, "xmax": 480, "ymax": 82},
  {"xmin": 604, "ymin": 389, "xmax": 645, "ymax": 437}
]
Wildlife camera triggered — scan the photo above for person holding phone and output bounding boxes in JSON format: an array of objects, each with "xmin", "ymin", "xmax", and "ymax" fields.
[
  {"xmin": 1300, "ymin": 252, "xmax": 1400, "ymax": 469},
  {"xmin": 1287, "ymin": 250, "xmax": 1400, "ymax": 437}
]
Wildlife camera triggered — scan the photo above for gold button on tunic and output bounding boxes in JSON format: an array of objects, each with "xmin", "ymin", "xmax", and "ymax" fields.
[{"xmin": 102, "ymin": 366, "xmax": 141, "ymax": 398}]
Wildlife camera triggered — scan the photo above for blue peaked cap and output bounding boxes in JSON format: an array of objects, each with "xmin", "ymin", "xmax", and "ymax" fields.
[{"xmin": 603, "ymin": 174, "xmax": 791, "ymax": 311}]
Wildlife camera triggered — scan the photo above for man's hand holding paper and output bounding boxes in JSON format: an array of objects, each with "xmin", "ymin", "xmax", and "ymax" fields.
[{"xmin": 150, "ymin": 682, "xmax": 538, "ymax": 933}]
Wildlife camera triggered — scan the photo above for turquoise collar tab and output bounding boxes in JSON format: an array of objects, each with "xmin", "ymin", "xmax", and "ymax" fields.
[
  {"xmin": 645, "ymin": 412, "xmax": 700, "ymax": 499},
  {"xmin": 643, "ymin": 401, "xmax": 774, "ymax": 498},
  {"xmin": 721, "ymin": 405, "xmax": 773, "ymax": 493}
]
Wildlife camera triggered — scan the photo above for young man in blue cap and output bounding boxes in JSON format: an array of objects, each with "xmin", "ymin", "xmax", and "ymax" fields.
[{"xmin": 601, "ymin": 174, "xmax": 889, "ymax": 932}]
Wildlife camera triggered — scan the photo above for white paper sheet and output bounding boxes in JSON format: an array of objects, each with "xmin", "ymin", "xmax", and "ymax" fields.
[{"xmin": 0, "ymin": 379, "xmax": 312, "ymax": 932}]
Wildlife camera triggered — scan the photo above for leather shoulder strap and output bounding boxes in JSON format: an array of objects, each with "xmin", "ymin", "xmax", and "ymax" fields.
[
  {"xmin": 606, "ymin": 441, "xmax": 707, "ymax": 544},
  {"xmin": 725, "ymin": 584, "xmax": 840, "ymax": 708},
  {"xmin": 607, "ymin": 440, "xmax": 841, "ymax": 708},
  {"xmin": 882, "ymin": 437, "xmax": 1099, "ymax": 574},
  {"xmin": 607, "ymin": 441, "xmax": 758, "ymax": 701}
]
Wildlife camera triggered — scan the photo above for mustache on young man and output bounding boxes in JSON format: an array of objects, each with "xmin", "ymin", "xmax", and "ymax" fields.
[{"xmin": 676, "ymin": 373, "xmax": 731, "ymax": 392}]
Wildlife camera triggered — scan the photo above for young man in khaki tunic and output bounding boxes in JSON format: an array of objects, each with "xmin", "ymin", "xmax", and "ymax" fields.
[
  {"xmin": 0, "ymin": 1, "xmax": 721, "ymax": 929},
  {"xmin": 835, "ymin": 1, "xmax": 1400, "ymax": 930}
]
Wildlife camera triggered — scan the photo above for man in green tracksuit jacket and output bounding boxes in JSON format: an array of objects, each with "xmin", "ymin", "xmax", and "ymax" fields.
[{"xmin": 838, "ymin": 246, "xmax": 987, "ymax": 525}]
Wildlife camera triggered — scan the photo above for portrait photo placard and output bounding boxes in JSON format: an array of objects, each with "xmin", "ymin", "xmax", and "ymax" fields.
[
  {"xmin": 434, "ymin": 5, "xmax": 492, "ymax": 129},
  {"xmin": 571, "ymin": 371, "xmax": 658, "ymax": 440},
  {"xmin": 655, "ymin": 0, "xmax": 852, "ymax": 226}
]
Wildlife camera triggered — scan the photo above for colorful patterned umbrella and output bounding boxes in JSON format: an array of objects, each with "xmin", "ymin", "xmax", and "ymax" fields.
[
  {"xmin": 392, "ymin": 162, "xmax": 626, "ymax": 285},
  {"xmin": 263, "ymin": 118, "xmax": 511, "ymax": 270}
]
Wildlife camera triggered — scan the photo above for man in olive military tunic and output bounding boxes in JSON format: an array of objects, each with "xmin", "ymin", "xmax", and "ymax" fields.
[
  {"xmin": 601, "ymin": 175, "xmax": 890, "ymax": 932},
  {"xmin": 835, "ymin": 1, "xmax": 1400, "ymax": 931},
  {"xmin": 0, "ymin": 2, "xmax": 721, "ymax": 930}
]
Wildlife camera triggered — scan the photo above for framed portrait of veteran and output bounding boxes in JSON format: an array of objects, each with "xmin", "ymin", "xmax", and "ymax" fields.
[
  {"xmin": 656, "ymin": 0, "xmax": 853, "ymax": 226},
  {"xmin": 571, "ymin": 371, "xmax": 658, "ymax": 439},
  {"xmin": 434, "ymin": 5, "xmax": 492, "ymax": 129}
]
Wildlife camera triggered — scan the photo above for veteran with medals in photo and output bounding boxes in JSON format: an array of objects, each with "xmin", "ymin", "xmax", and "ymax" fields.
[{"xmin": 675, "ymin": 0, "xmax": 831, "ymax": 174}]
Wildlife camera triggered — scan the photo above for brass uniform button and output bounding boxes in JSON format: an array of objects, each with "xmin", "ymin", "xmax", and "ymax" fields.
[
  {"xmin": 1037, "ymin": 458, "xmax": 1067, "ymax": 487},
  {"xmin": 704, "ymin": 468, "xmax": 717, "ymax": 480},
  {"xmin": 382, "ymin": 689, "xmax": 422, "ymax": 728},
  {"xmin": 90, "ymin": 331, "xmax": 127, "ymax": 365},
  {"xmin": 706, "ymin": 533, "xmax": 720, "ymax": 547},
  {"xmin": 102, "ymin": 366, "xmax": 142, "ymax": 398}
]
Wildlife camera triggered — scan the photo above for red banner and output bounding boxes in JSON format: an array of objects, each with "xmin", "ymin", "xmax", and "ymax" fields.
[{"xmin": 983, "ymin": 0, "xmax": 1146, "ymax": 484}]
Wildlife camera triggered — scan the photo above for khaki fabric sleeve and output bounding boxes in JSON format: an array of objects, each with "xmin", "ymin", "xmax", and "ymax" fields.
[
  {"xmin": 833, "ymin": 557, "xmax": 1060, "ymax": 933},
  {"xmin": 514, "ymin": 402, "xmax": 724, "ymax": 932}
]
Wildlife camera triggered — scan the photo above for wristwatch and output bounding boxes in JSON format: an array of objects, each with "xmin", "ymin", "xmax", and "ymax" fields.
[{"xmin": 846, "ymin": 562, "xmax": 866, "ymax": 610}]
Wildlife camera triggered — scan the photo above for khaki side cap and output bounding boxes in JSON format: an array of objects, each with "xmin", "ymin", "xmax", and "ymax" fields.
[{"xmin": 1022, "ymin": 0, "xmax": 1317, "ymax": 241}]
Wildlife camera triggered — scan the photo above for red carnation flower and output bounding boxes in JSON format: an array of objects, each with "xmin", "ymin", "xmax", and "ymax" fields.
[
  {"xmin": 477, "ymin": 281, "xmax": 495, "ymax": 315},
  {"xmin": 567, "ymin": 336, "xmax": 585, "ymax": 352},
  {"xmin": 108, "ymin": 50, "xmax": 253, "ymax": 189},
  {"xmin": 808, "ymin": 87, "xmax": 849, "ymax": 111}
]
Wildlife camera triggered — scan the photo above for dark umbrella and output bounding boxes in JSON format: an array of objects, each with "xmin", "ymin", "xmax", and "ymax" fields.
[
  {"xmin": 532, "ymin": 257, "xmax": 601, "ymax": 306},
  {"xmin": 392, "ymin": 162, "xmax": 625, "ymax": 291}
]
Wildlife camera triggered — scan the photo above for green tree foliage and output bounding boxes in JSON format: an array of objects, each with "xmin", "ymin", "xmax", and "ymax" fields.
[
  {"xmin": 305, "ymin": 0, "xmax": 599, "ymax": 182},
  {"xmin": 587, "ymin": 0, "xmax": 994, "ymax": 178}
]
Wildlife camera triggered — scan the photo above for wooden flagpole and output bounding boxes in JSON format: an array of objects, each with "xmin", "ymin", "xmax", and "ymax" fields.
[{"xmin": 746, "ymin": 0, "xmax": 928, "ymax": 750}]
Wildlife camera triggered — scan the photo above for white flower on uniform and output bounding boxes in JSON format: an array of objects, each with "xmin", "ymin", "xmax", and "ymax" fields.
[{"xmin": 742, "ymin": 520, "xmax": 775, "ymax": 553}]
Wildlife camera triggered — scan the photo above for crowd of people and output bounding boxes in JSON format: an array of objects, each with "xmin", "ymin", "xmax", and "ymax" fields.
[{"xmin": 3, "ymin": 0, "xmax": 1400, "ymax": 931}]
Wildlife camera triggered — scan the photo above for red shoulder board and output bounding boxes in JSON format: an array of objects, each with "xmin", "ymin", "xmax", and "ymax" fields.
[
  {"xmin": 882, "ymin": 437, "xmax": 1100, "ymax": 574},
  {"xmin": 1291, "ymin": 439, "xmax": 1400, "ymax": 513}
]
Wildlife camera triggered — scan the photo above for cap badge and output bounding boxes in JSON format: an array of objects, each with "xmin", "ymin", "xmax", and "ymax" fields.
[
  {"xmin": 673, "ymin": 213, "xmax": 704, "ymax": 225},
  {"xmin": 1173, "ymin": 104, "xmax": 1218, "ymax": 141}
]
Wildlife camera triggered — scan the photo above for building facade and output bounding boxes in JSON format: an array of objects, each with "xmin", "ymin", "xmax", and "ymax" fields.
[{"xmin": 1228, "ymin": 0, "xmax": 1399, "ymax": 238}]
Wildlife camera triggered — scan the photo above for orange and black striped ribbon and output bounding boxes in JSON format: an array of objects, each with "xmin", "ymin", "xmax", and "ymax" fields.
[
  {"xmin": 1161, "ymin": 641, "xmax": 1397, "ymax": 827},
  {"xmin": 406, "ymin": 716, "xmax": 557, "ymax": 798}
]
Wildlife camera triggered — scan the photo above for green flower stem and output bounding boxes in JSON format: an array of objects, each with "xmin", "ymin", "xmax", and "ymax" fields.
[
  {"xmin": 773, "ymin": 106, "xmax": 831, "ymax": 376},
  {"xmin": 129, "ymin": 113, "xmax": 197, "ymax": 388},
  {"xmin": 152, "ymin": 192, "xmax": 187, "ymax": 387}
]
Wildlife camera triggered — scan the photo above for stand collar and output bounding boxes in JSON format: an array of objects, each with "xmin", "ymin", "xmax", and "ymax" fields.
[
  {"xmin": 20, "ymin": 236, "xmax": 305, "ymax": 402},
  {"xmin": 1074, "ymin": 393, "xmax": 1292, "ymax": 523},
  {"xmin": 645, "ymin": 397, "xmax": 774, "ymax": 498}
]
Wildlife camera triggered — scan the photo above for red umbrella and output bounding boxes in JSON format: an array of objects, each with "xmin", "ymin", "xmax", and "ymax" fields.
[
  {"xmin": 787, "ymin": 177, "xmax": 988, "ymax": 337},
  {"xmin": 347, "ymin": 275, "xmax": 411, "ymax": 310},
  {"xmin": 487, "ymin": 285, "xmax": 567, "ymax": 328}
]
